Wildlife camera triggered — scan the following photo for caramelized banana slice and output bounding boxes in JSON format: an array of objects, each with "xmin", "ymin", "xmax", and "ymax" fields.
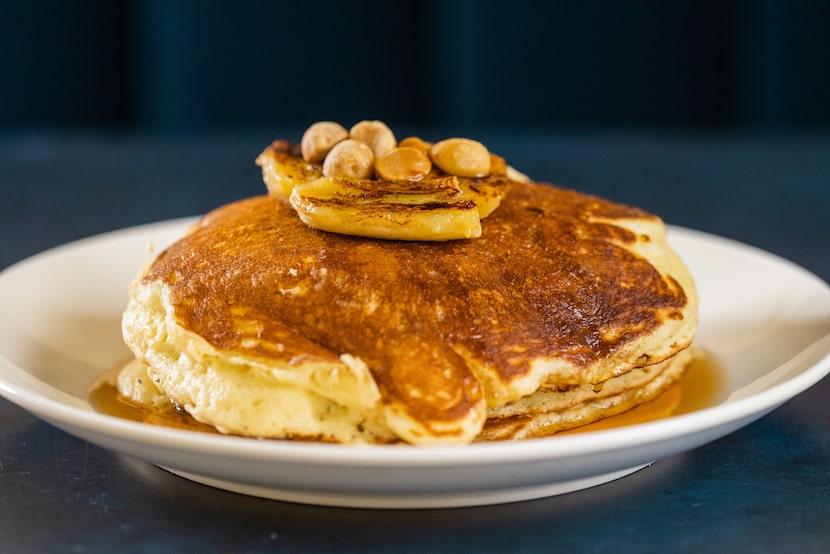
[
  {"xmin": 289, "ymin": 176, "xmax": 483, "ymax": 241},
  {"xmin": 256, "ymin": 140, "xmax": 323, "ymax": 199},
  {"xmin": 257, "ymin": 141, "xmax": 522, "ymax": 241},
  {"xmin": 457, "ymin": 154, "xmax": 520, "ymax": 219}
]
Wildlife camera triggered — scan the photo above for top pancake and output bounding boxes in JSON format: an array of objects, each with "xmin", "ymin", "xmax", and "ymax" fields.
[{"xmin": 131, "ymin": 176, "xmax": 697, "ymax": 445}]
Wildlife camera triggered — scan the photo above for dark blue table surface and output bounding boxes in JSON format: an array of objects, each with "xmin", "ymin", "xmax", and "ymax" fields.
[{"xmin": 1, "ymin": 129, "xmax": 828, "ymax": 553}]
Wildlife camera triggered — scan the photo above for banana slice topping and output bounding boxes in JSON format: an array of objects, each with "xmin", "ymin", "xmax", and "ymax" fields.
[{"xmin": 256, "ymin": 121, "xmax": 527, "ymax": 241}]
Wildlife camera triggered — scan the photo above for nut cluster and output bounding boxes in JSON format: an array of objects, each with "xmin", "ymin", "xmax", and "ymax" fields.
[{"xmin": 300, "ymin": 120, "xmax": 492, "ymax": 181}]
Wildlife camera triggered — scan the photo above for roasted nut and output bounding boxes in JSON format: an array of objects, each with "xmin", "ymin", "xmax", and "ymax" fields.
[
  {"xmin": 375, "ymin": 147, "xmax": 433, "ymax": 181},
  {"xmin": 429, "ymin": 138, "xmax": 491, "ymax": 178},
  {"xmin": 398, "ymin": 136, "xmax": 431, "ymax": 155},
  {"xmin": 301, "ymin": 121, "xmax": 348, "ymax": 164},
  {"xmin": 349, "ymin": 120, "xmax": 397, "ymax": 158},
  {"xmin": 322, "ymin": 139, "xmax": 375, "ymax": 179}
]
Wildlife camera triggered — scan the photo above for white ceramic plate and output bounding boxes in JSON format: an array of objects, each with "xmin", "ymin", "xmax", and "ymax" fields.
[{"xmin": 1, "ymin": 221, "xmax": 829, "ymax": 509}]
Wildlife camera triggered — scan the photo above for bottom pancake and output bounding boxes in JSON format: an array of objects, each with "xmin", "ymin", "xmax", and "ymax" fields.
[{"xmin": 478, "ymin": 348, "xmax": 694, "ymax": 441}]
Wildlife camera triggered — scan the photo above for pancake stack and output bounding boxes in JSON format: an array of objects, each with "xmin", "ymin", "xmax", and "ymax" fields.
[{"xmin": 120, "ymin": 127, "xmax": 698, "ymax": 445}]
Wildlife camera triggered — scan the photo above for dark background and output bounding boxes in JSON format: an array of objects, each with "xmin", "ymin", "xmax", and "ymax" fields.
[
  {"xmin": 2, "ymin": 3, "xmax": 830, "ymax": 552},
  {"xmin": 2, "ymin": 0, "xmax": 829, "ymax": 132}
]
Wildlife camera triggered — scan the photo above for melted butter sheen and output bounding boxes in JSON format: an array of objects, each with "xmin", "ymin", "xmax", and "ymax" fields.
[{"xmin": 89, "ymin": 354, "xmax": 724, "ymax": 439}]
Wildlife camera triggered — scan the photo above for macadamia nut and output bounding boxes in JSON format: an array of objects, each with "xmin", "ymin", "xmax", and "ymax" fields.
[
  {"xmin": 349, "ymin": 120, "xmax": 397, "ymax": 158},
  {"xmin": 323, "ymin": 139, "xmax": 375, "ymax": 179},
  {"xmin": 398, "ymin": 136, "xmax": 431, "ymax": 155},
  {"xmin": 429, "ymin": 138, "xmax": 491, "ymax": 178},
  {"xmin": 301, "ymin": 121, "xmax": 348, "ymax": 164},
  {"xmin": 375, "ymin": 147, "xmax": 432, "ymax": 181}
]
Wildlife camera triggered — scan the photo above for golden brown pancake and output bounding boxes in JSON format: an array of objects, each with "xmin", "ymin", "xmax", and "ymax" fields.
[
  {"xmin": 480, "ymin": 348, "xmax": 694, "ymax": 441},
  {"xmin": 122, "ymin": 175, "xmax": 697, "ymax": 445}
]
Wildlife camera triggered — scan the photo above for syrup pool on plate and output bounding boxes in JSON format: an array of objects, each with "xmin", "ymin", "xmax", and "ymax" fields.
[
  {"xmin": 89, "ymin": 366, "xmax": 220, "ymax": 434},
  {"xmin": 559, "ymin": 352, "xmax": 726, "ymax": 435}
]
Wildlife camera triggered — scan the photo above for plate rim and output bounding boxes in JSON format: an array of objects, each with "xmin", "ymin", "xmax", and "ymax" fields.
[
  {"xmin": 0, "ymin": 220, "xmax": 830, "ymax": 458},
  {"xmin": 0, "ymin": 220, "xmax": 828, "ymax": 470}
]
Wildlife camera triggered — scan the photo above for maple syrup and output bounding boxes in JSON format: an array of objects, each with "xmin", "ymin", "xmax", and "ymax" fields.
[
  {"xmin": 90, "ymin": 352, "xmax": 725, "ymax": 438},
  {"xmin": 559, "ymin": 351, "xmax": 725, "ymax": 435},
  {"xmin": 89, "ymin": 367, "xmax": 219, "ymax": 434}
]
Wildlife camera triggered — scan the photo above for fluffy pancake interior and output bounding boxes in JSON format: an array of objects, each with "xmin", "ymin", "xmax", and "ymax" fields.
[{"xmin": 122, "ymin": 280, "xmax": 396, "ymax": 443}]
